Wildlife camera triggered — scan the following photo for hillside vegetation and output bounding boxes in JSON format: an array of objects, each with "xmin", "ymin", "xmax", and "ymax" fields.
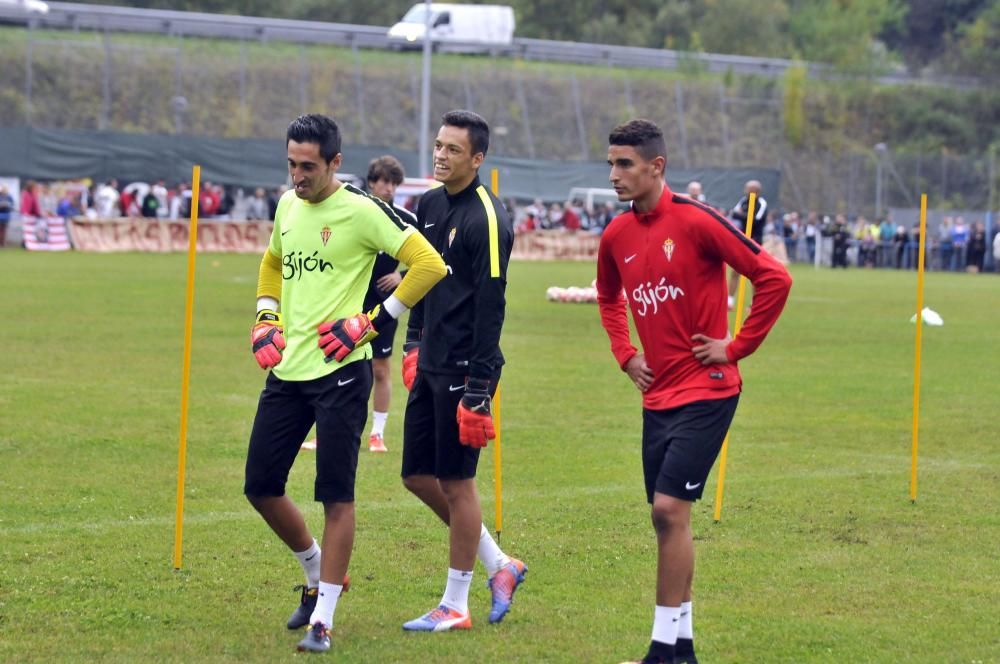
[
  {"xmin": 85, "ymin": 0, "xmax": 1000, "ymax": 81},
  {"xmin": 1, "ymin": 23, "xmax": 997, "ymax": 212}
]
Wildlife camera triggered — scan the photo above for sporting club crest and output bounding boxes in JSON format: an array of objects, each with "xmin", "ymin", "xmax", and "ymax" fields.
[
  {"xmin": 320, "ymin": 226, "xmax": 331, "ymax": 246},
  {"xmin": 663, "ymin": 238, "xmax": 675, "ymax": 261}
]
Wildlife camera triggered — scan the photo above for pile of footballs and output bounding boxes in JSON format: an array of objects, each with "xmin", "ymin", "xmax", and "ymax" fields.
[{"xmin": 546, "ymin": 279, "xmax": 599, "ymax": 303}]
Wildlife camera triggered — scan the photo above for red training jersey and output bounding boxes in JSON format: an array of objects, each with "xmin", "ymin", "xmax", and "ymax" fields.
[{"xmin": 596, "ymin": 186, "xmax": 792, "ymax": 410}]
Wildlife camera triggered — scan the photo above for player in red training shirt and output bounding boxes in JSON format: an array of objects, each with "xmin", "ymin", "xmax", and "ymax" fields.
[{"xmin": 597, "ymin": 119, "xmax": 792, "ymax": 664}]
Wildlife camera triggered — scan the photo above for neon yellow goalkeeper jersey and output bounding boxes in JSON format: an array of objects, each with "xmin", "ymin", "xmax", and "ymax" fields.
[{"xmin": 268, "ymin": 184, "xmax": 415, "ymax": 381}]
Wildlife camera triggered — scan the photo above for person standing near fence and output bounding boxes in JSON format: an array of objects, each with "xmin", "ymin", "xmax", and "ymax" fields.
[
  {"xmin": 727, "ymin": 180, "xmax": 767, "ymax": 307},
  {"xmin": 992, "ymin": 226, "xmax": 1000, "ymax": 270},
  {"xmin": 685, "ymin": 181, "xmax": 705, "ymax": 202},
  {"xmin": 0, "ymin": 185, "xmax": 13, "ymax": 247},
  {"xmin": 936, "ymin": 217, "xmax": 953, "ymax": 271},
  {"xmin": 804, "ymin": 211, "xmax": 818, "ymax": 263},
  {"xmin": 951, "ymin": 217, "xmax": 969, "ymax": 271},
  {"xmin": 20, "ymin": 181, "xmax": 41, "ymax": 219},
  {"xmin": 966, "ymin": 221, "xmax": 987, "ymax": 273},
  {"xmin": 597, "ymin": 119, "xmax": 792, "ymax": 664},
  {"xmin": 878, "ymin": 216, "xmax": 894, "ymax": 266},
  {"xmin": 832, "ymin": 218, "xmax": 851, "ymax": 268}
]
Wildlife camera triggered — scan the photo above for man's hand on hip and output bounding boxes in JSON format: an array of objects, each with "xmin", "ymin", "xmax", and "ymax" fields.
[
  {"xmin": 376, "ymin": 271, "xmax": 403, "ymax": 293},
  {"xmin": 624, "ymin": 353, "xmax": 654, "ymax": 392},
  {"xmin": 691, "ymin": 332, "xmax": 732, "ymax": 365},
  {"xmin": 317, "ymin": 307, "xmax": 381, "ymax": 363}
]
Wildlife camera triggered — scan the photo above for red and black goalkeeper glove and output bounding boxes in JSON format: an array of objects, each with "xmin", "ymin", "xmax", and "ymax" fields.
[
  {"xmin": 317, "ymin": 305, "xmax": 388, "ymax": 363},
  {"xmin": 401, "ymin": 329, "xmax": 421, "ymax": 391},
  {"xmin": 251, "ymin": 309, "xmax": 286, "ymax": 370},
  {"xmin": 456, "ymin": 377, "xmax": 495, "ymax": 448}
]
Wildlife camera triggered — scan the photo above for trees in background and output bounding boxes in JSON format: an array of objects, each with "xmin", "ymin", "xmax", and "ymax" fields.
[{"xmin": 67, "ymin": 0, "xmax": 1000, "ymax": 79}]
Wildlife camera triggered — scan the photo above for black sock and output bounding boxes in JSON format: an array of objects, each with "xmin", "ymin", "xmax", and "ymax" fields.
[
  {"xmin": 675, "ymin": 637, "xmax": 695, "ymax": 656},
  {"xmin": 645, "ymin": 639, "xmax": 676, "ymax": 662}
]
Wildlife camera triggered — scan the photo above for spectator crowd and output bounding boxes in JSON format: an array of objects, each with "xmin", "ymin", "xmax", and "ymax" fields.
[
  {"xmin": 9, "ymin": 178, "xmax": 288, "ymax": 227},
  {"xmin": 767, "ymin": 210, "xmax": 996, "ymax": 273},
  {"xmin": 2, "ymin": 176, "xmax": 998, "ymax": 273}
]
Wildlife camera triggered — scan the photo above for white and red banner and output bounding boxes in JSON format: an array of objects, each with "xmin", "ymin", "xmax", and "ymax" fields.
[
  {"xmin": 67, "ymin": 218, "xmax": 273, "ymax": 253},
  {"xmin": 511, "ymin": 230, "xmax": 601, "ymax": 261},
  {"xmin": 45, "ymin": 218, "xmax": 602, "ymax": 259},
  {"xmin": 23, "ymin": 216, "xmax": 72, "ymax": 252}
]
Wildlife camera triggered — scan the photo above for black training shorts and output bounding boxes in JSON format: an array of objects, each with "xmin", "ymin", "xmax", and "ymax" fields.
[
  {"xmin": 244, "ymin": 361, "xmax": 372, "ymax": 503},
  {"xmin": 642, "ymin": 395, "xmax": 739, "ymax": 503},
  {"xmin": 401, "ymin": 370, "xmax": 499, "ymax": 481},
  {"xmin": 371, "ymin": 317, "xmax": 399, "ymax": 360}
]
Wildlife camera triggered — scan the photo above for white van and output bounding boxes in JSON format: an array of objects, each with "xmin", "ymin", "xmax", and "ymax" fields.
[
  {"xmin": 568, "ymin": 187, "xmax": 629, "ymax": 213},
  {"xmin": 387, "ymin": 3, "xmax": 515, "ymax": 52},
  {"xmin": 394, "ymin": 177, "xmax": 441, "ymax": 207},
  {"xmin": 0, "ymin": 0, "xmax": 50, "ymax": 14}
]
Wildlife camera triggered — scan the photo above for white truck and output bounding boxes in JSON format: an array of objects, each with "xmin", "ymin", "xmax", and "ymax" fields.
[{"xmin": 387, "ymin": 3, "xmax": 515, "ymax": 52}]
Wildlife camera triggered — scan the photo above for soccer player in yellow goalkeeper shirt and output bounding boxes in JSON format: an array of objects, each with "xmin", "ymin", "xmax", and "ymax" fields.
[{"xmin": 244, "ymin": 114, "xmax": 446, "ymax": 654}]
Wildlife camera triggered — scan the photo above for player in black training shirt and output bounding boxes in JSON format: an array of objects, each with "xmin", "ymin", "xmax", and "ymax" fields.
[{"xmin": 399, "ymin": 110, "xmax": 527, "ymax": 632}]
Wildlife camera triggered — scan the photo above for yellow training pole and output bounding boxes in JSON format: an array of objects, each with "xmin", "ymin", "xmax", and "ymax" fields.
[
  {"xmin": 713, "ymin": 192, "xmax": 756, "ymax": 522},
  {"xmin": 910, "ymin": 193, "xmax": 928, "ymax": 503},
  {"xmin": 494, "ymin": 386, "xmax": 504, "ymax": 541},
  {"xmin": 173, "ymin": 165, "xmax": 201, "ymax": 570},
  {"xmin": 490, "ymin": 167, "xmax": 504, "ymax": 541}
]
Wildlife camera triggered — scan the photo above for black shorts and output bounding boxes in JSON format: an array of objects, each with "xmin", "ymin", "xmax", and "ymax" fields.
[
  {"xmin": 371, "ymin": 318, "xmax": 399, "ymax": 360},
  {"xmin": 244, "ymin": 361, "xmax": 372, "ymax": 503},
  {"xmin": 401, "ymin": 370, "xmax": 499, "ymax": 480},
  {"xmin": 642, "ymin": 395, "xmax": 739, "ymax": 503}
]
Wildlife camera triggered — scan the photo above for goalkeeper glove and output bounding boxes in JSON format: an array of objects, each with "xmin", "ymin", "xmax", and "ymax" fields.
[
  {"xmin": 251, "ymin": 309, "xmax": 285, "ymax": 370},
  {"xmin": 456, "ymin": 377, "xmax": 495, "ymax": 448},
  {"xmin": 401, "ymin": 329, "xmax": 420, "ymax": 391},
  {"xmin": 317, "ymin": 305, "xmax": 386, "ymax": 363}
]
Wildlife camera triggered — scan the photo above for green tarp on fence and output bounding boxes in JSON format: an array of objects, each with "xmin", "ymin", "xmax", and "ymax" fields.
[{"xmin": 0, "ymin": 126, "xmax": 779, "ymax": 207}]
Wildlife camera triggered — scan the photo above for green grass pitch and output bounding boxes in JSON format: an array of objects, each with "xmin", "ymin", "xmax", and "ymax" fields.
[{"xmin": 1, "ymin": 252, "xmax": 997, "ymax": 662}]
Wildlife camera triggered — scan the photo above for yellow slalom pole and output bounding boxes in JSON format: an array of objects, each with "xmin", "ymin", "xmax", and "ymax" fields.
[
  {"xmin": 713, "ymin": 192, "xmax": 756, "ymax": 522},
  {"xmin": 490, "ymin": 167, "xmax": 504, "ymax": 541},
  {"xmin": 494, "ymin": 386, "xmax": 504, "ymax": 542},
  {"xmin": 910, "ymin": 193, "xmax": 928, "ymax": 503},
  {"xmin": 173, "ymin": 165, "xmax": 201, "ymax": 570}
]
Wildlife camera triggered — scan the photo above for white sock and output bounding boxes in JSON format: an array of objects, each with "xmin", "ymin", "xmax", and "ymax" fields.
[
  {"xmin": 308, "ymin": 581, "xmax": 343, "ymax": 628},
  {"xmin": 371, "ymin": 411, "xmax": 388, "ymax": 436},
  {"xmin": 478, "ymin": 524, "xmax": 511, "ymax": 577},
  {"xmin": 651, "ymin": 605, "xmax": 682, "ymax": 646},
  {"xmin": 293, "ymin": 539, "xmax": 321, "ymax": 588},
  {"xmin": 440, "ymin": 568, "xmax": 473, "ymax": 614},
  {"xmin": 678, "ymin": 601, "xmax": 693, "ymax": 640}
]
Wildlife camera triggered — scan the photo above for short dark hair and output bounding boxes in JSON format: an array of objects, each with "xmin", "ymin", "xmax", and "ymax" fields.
[
  {"xmin": 608, "ymin": 119, "xmax": 667, "ymax": 162},
  {"xmin": 286, "ymin": 114, "xmax": 341, "ymax": 163},
  {"xmin": 367, "ymin": 155, "xmax": 405, "ymax": 186},
  {"xmin": 442, "ymin": 110, "xmax": 489, "ymax": 157}
]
